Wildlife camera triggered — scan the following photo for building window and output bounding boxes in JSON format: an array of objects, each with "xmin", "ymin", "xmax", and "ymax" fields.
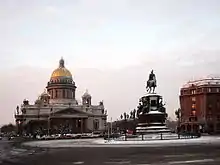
[
  {"xmin": 192, "ymin": 97, "xmax": 196, "ymax": 102},
  {"xmin": 191, "ymin": 90, "xmax": 196, "ymax": 94},
  {"xmin": 192, "ymin": 110, "xmax": 196, "ymax": 116},
  {"xmin": 217, "ymin": 101, "xmax": 220, "ymax": 109},
  {"xmin": 217, "ymin": 115, "xmax": 220, "ymax": 122},
  {"xmin": 181, "ymin": 90, "xmax": 183, "ymax": 95},
  {"xmin": 208, "ymin": 88, "xmax": 211, "ymax": 92},
  {"xmin": 217, "ymin": 88, "xmax": 220, "ymax": 92},
  {"xmin": 207, "ymin": 115, "xmax": 212, "ymax": 120},
  {"xmin": 216, "ymin": 123, "xmax": 220, "ymax": 130}
]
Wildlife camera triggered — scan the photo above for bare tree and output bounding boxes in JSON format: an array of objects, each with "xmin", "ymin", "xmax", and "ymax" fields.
[
  {"xmin": 130, "ymin": 111, "xmax": 133, "ymax": 119},
  {"xmin": 120, "ymin": 114, "xmax": 123, "ymax": 120},
  {"xmin": 175, "ymin": 108, "xmax": 181, "ymax": 135},
  {"xmin": 133, "ymin": 109, "xmax": 136, "ymax": 119},
  {"xmin": 175, "ymin": 108, "xmax": 181, "ymax": 120},
  {"xmin": 124, "ymin": 112, "xmax": 127, "ymax": 120}
]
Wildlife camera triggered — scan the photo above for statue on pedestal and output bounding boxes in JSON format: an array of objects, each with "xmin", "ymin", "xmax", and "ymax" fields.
[
  {"xmin": 135, "ymin": 70, "xmax": 171, "ymax": 134},
  {"xmin": 146, "ymin": 70, "xmax": 157, "ymax": 93},
  {"xmin": 16, "ymin": 106, "xmax": 19, "ymax": 115}
]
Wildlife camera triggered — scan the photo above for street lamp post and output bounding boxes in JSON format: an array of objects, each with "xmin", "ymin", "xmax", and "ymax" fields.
[
  {"xmin": 48, "ymin": 108, "xmax": 53, "ymax": 136},
  {"xmin": 124, "ymin": 112, "xmax": 127, "ymax": 141},
  {"xmin": 47, "ymin": 116, "xmax": 50, "ymax": 136},
  {"xmin": 110, "ymin": 117, "xmax": 113, "ymax": 135},
  {"xmin": 107, "ymin": 123, "xmax": 110, "ymax": 140}
]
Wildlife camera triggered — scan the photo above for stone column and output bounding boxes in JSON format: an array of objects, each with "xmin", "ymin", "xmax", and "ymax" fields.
[
  {"xmin": 84, "ymin": 119, "xmax": 87, "ymax": 133},
  {"xmin": 67, "ymin": 90, "xmax": 69, "ymax": 99},
  {"xmin": 53, "ymin": 90, "xmax": 55, "ymax": 99},
  {"xmin": 81, "ymin": 118, "xmax": 83, "ymax": 134},
  {"xmin": 65, "ymin": 89, "xmax": 68, "ymax": 98},
  {"xmin": 76, "ymin": 119, "xmax": 79, "ymax": 133},
  {"xmin": 55, "ymin": 89, "xmax": 57, "ymax": 98},
  {"xmin": 59, "ymin": 89, "xmax": 62, "ymax": 98},
  {"xmin": 69, "ymin": 90, "xmax": 71, "ymax": 99},
  {"xmin": 51, "ymin": 90, "xmax": 53, "ymax": 99}
]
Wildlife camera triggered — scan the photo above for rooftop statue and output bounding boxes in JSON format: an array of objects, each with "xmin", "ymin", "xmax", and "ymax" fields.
[{"xmin": 146, "ymin": 70, "xmax": 157, "ymax": 93}]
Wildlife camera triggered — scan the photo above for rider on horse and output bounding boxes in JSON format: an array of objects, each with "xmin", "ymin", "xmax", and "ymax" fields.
[
  {"xmin": 146, "ymin": 70, "xmax": 157, "ymax": 93},
  {"xmin": 148, "ymin": 70, "xmax": 156, "ymax": 84}
]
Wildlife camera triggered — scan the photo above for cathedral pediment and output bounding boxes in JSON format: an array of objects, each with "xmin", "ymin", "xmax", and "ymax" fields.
[{"xmin": 54, "ymin": 108, "xmax": 89, "ymax": 116}]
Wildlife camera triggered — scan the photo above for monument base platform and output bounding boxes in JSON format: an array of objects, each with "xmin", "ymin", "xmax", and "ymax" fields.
[{"xmin": 136, "ymin": 125, "xmax": 171, "ymax": 134}]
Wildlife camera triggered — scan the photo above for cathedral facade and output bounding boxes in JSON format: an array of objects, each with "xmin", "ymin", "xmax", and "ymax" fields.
[{"xmin": 14, "ymin": 58, "xmax": 107, "ymax": 135}]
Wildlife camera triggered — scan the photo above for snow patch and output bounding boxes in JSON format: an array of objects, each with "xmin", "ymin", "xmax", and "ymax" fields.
[{"xmin": 23, "ymin": 136, "xmax": 220, "ymax": 148}]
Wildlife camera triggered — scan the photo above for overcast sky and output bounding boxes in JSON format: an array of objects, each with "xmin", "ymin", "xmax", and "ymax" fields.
[{"xmin": 1, "ymin": 0, "xmax": 220, "ymax": 125}]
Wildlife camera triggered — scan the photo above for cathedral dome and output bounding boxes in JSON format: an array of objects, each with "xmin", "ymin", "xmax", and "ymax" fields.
[{"xmin": 50, "ymin": 57, "xmax": 72, "ymax": 80}]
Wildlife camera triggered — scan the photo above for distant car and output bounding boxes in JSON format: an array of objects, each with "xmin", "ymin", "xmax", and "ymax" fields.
[
  {"xmin": 8, "ymin": 136, "xmax": 15, "ymax": 140},
  {"xmin": 0, "ymin": 136, "xmax": 2, "ymax": 140}
]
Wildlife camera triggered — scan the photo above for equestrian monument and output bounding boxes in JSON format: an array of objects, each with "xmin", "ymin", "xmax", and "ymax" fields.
[{"xmin": 136, "ymin": 70, "xmax": 171, "ymax": 134}]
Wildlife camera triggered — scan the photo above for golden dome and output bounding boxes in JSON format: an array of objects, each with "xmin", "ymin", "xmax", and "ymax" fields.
[
  {"xmin": 51, "ymin": 67, "xmax": 72, "ymax": 78},
  {"xmin": 50, "ymin": 58, "xmax": 72, "ymax": 79}
]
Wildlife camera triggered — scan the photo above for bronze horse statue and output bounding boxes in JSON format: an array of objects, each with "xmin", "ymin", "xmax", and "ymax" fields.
[{"xmin": 146, "ymin": 70, "xmax": 157, "ymax": 93}]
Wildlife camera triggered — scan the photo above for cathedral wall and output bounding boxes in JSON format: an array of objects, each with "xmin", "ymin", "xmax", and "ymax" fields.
[
  {"xmin": 87, "ymin": 116, "xmax": 106, "ymax": 132},
  {"xmin": 99, "ymin": 118, "xmax": 106, "ymax": 130},
  {"xmin": 49, "ymin": 98, "xmax": 77, "ymax": 105}
]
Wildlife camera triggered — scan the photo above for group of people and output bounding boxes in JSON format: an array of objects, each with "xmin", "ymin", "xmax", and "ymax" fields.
[{"xmin": 30, "ymin": 123, "xmax": 78, "ymax": 136}]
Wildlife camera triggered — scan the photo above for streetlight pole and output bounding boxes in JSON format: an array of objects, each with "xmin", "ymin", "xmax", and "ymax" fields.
[
  {"xmin": 110, "ymin": 117, "xmax": 112, "ymax": 135},
  {"xmin": 175, "ymin": 108, "xmax": 181, "ymax": 139},
  {"xmin": 107, "ymin": 123, "xmax": 110, "ymax": 140},
  {"xmin": 48, "ymin": 108, "xmax": 53, "ymax": 136},
  {"xmin": 47, "ymin": 116, "xmax": 50, "ymax": 136}
]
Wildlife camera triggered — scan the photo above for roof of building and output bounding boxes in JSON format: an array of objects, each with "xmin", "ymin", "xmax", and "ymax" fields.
[{"xmin": 182, "ymin": 75, "xmax": 220, "ymax": 88}]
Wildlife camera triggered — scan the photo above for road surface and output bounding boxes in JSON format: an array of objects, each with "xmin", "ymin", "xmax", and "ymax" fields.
[{"xmin": 19, "ymin": 143, "xmax": 220, "ymax": 165}]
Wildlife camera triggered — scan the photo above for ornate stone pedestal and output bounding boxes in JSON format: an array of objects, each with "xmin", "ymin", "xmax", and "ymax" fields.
[{"xmin": 136, "ymin": 93, "xmax": 171, "ymax": 134}]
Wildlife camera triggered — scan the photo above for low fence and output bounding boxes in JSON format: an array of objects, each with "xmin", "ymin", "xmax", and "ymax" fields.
[{"xmin": 104, "ymin": 132, "xmax": 201, "ymax": 141}]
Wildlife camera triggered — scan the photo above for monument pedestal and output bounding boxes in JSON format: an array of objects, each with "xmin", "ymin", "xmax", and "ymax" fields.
[{"xmin": 136, "ymin": 93, "xmax": 171, "ymax": 134}]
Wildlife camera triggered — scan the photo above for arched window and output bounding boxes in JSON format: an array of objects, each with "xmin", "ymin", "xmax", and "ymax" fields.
[{"xmin": 93, "ymin": 119, "xmax": 99, "ymax": 130}]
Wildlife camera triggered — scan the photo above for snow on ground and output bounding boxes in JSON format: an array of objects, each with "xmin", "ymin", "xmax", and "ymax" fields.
[{"xmin": 23, "ymin": 136, "xmax": 220, "ymax": 148}]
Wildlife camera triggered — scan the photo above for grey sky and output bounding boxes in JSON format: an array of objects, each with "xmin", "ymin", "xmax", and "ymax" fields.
[{"xmin": 1, "ymin": 0, "xmax": 220, "ymax": 124}]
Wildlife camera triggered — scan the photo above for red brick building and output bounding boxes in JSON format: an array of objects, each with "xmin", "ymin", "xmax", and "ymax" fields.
[{"xmin": 179, "ymin": 77, "xmax": 220, "ymax": 134}]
